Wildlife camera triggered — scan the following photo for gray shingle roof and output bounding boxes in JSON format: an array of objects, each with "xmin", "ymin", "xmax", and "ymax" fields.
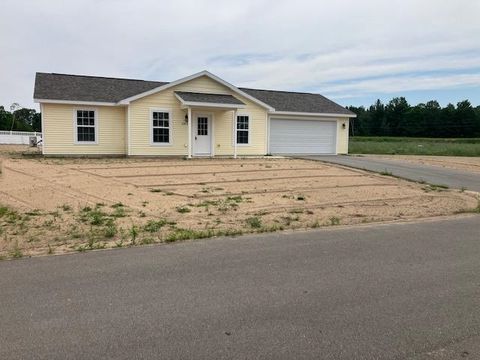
[
  {"xmin": 34, "ymin": 73, "xmax": 354, "ymax": 116},
  {"xmin": 175, "ymin": 91, "xmax": 245, "ymax": 105},
  {"xmin": 34, "ymin": 73, "xmax": 165, "ymax": 103},
  {"xmin": 239, "ymin": 87, "xmax": 354, "ymax": 115}
]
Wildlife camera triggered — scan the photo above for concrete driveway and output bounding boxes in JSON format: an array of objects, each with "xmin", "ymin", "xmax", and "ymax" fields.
[
  {"xmin": 1, "ymin": 215, "xmax": 480, "ymax": 359},
  {"xmin": 301, "ymin": 155, "xmax": 480, "ymax": 192}
]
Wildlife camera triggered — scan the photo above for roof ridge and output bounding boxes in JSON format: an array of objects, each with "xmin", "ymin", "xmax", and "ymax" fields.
[
  {"xmin": 39, "ymin": 72, "xmax": 167, "ymax": 83},
  {"xmin": 239, "ymin": 87, "xmax": 324, "ymax": 96}
]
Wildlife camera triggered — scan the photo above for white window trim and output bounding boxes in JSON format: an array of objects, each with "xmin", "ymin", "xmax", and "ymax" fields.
[
  {"xmin": 73, "ymin": 108, "xmax": 98, "ymax": 145},
  {"xmin": 150, "ymin": 108, "xmax": 172, "ymax": 146},
  {"xmin": 234, "ymin": 113, "xmax": 250, "ymax": 146}
]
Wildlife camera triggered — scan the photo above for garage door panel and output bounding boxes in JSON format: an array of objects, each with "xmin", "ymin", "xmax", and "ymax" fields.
[{"xmin": 269, "ymin": 119, "xmax": 337, "ymax": 154}]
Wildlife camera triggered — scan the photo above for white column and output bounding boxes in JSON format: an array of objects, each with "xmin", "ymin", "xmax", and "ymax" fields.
[
  {"xmin": 187, "ymin": 107, "xmax": 192, "ymax": 159},
  {"xmin": 126, "ymin": 106, "xmax": 131, "ymax": 156},
  {"xmin": 233, "ymin": 109, "xmax": 237, "ymax": 159}
]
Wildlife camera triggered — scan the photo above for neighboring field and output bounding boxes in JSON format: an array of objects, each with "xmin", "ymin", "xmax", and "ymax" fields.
[
  {"xmin": 0, "ymin": 145, "xmax": 478, "ymax": 258},
  {"xmin": 349, "ymin": 137, "xmax": 480, "ymax": 156}
]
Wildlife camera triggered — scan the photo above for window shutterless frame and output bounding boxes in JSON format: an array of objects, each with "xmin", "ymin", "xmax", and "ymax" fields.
[
  {"xmin": 150, "ymin": 108, "xmax": 172, "ymax": 146},
  {"xmin": 235, "ymin": 114, "xmax": 250, "ymax": 146},
  {"xmin": 73, "ymin": 108, "xmax": 98, "ymax": 145}
]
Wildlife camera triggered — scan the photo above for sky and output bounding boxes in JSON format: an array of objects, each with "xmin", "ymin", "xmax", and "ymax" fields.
[{"xmin": 1, "ymin": 0, "xmax": 479, "ymax": 110}]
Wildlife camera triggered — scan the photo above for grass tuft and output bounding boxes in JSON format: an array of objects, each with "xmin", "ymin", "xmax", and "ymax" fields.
[
  {"xmin": 104, "ymin": 223, "xmax": 117, "ymax": 238},
  {"xmin": 10, "ymin": 241, "xmax": 23, "ymax": 259},
  {"xmin": 143, "ymin": 219, "xmax": 168, "ymax": 233},
  {"xmin": 246, "ymin": 216, "xmax": 262, "ymax": 229},
  {"xmin": 329, "ymin": 216, "xmax": 341, "ymax": 226},
  {"xmin": 176, "ymin": 206, "xmax": 191, "ymax": 214}
]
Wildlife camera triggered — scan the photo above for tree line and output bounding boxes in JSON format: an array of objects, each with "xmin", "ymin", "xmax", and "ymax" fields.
[
  {"xmin": 0, "ymin": 105, "xmax": 41, "ymax": 132},
  {"xmin": 347, "ymin": 98, "xmax": 480, "ymax": 138}
]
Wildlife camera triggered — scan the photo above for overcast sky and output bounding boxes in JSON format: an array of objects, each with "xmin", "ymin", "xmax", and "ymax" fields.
[{"xmin": 1, "ymin": 0, "xmax": 479, "ymax": 110}]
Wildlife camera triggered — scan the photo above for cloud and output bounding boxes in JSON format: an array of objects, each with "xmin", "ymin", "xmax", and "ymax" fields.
[
  {"xmin": 322, "ymin": 73, "xmax": 480, "ymax": 98},
  {"xmin": 0, "ymin": 0, "xmax": 479, "ymax": 108}
]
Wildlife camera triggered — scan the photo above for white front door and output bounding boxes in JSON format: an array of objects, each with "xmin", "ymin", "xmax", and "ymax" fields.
[{"xmin": 193, "ymin": 114, "xmax": 212, "ymax": 156}]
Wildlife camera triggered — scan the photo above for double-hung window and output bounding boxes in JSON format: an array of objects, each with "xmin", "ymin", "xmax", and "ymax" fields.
[
  {"xmin": 152, "ymin": 110, "xmax": 171, "ymax": 144},
  {"xmin": 76, "ymin": 110, "xmax": 96, "ymax": 143},
  {"xmin": 236, "ymin": 115, "xmax": 249, "ymax": 145}
]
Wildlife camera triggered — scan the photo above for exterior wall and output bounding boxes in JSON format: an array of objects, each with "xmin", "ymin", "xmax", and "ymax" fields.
[
  {"xmin": 128, "ymin": 75, "xmax": 268, "ymax": 156},
  {"xmin": 336, "ymin": 119, "xmax": 349, "ymax": 154},
  {"xmin": 41, "ymin": 103, "xmax": 126, "ymax": 155}
]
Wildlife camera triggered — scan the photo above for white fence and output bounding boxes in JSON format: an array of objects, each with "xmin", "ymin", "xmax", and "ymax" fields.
[{"xmin": 0, "ymin": 131, "xmax": 42, "ymax": 145}]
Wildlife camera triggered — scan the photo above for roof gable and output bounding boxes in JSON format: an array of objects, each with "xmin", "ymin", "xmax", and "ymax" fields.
[{"xmin": 117, "ymin": 70, "xmax": 274, "ymax": 110}]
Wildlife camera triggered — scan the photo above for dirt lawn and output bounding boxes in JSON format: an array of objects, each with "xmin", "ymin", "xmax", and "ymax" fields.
[
  {"xmin": 368, "ymin": 155, "xmax": 480, "ymax": 173},
  {"xmin": 0, "ymin": 145, "xmax": 478, "ymax": 258}
]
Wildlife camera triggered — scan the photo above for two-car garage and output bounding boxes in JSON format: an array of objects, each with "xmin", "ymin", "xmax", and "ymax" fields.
[{"xmin": 269, "ymin": 118, "xmax": 338, "ymax": 155}]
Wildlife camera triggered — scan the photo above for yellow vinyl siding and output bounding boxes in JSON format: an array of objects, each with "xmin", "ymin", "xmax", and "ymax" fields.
[
  {"xmin": 212, "ymin": 110, "xmax": 267, "ymax": 156},
  {"xmin": 336, "ymin": 119, "xmax": 349, "ymax": 154},
  {"xmin": 129, "ymin": 75, "xmax": 268, "ymax": 156},
  {"xmin": 42, "ymin": 103, "xmax": 126, "ymax": 155}
]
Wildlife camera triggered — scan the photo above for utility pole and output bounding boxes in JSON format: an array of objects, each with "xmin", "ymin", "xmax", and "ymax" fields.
[{"xmin": 9, "ymin": 103, "xmax": 20, "ymax": 132}]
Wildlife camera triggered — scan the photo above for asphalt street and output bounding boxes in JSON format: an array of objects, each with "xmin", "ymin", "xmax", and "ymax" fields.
[
  {"xmin": 1, "ymin": 215, "xmax": 480, "ymax": 359},
  {"xmin": 300, "ymin": 155, "xmax": 480, "ymax": 192}
]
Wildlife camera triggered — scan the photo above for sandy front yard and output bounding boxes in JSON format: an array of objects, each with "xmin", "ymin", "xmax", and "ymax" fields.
[
  {"xmin": 367, "ymin": 155, "xmax": 480, "ymax": 173},
  {"xmin": 0, "ymin": 145, "xmax": 478, "ymax": 258}
]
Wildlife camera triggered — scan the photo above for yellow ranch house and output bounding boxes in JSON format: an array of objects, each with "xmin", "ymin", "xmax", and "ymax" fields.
[{"xmin": 34, "ymin": 71, "xmax": 355, "ymax": 157}]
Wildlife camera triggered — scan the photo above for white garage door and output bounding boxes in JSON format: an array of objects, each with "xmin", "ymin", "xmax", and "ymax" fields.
[{"xmin": 269, "ymin": 118, "xmax": 337, "ymax": 154}]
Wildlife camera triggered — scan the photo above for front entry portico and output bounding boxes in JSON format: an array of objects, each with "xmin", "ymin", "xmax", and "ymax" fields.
[{"xmin": 175, "ymin": 91, "xmax": 246, "ymax": 158}]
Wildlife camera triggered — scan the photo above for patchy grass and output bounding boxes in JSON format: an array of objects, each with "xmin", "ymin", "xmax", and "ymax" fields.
[
  {"xmin": 423, "ymin": 183, "xmax": 450, "ymax": 192},
  {"xmin": 176, "ymin": 206, "xmax": 191, "ymax": 214},
  {"xmin": 350, "ymin": 137, "xmax": 480, "ymax": 156},
  {"xmin": 165, "ymin": 227, "xmax": 245, "ymax": 243},
  {"xmin": 112, "ymin": 207, "xmax": 126, "ymax": 218},
  {"xmin": 10, "ymin": 241, "xmax": 23, "ymax": 259},
  {"xmin": 0, "ymin": 206, "xmax": 11, "ymax": 217},
  {"xmin": 129, "ymin": 225, "xmax": 139, "ymax": 245},
  {"xmin": 143, "ymin": 219, "xmax": 169, "ymax": 233},
  {"xmin": 329, "ymin": 216, "xmax": 341, "ymax": 226},
  {"xmin": 103, "ymin": 223, "xmax": 117, "ymax": 238},
  {"xmin": 80, "ymin": 207, "xmax": 108, "ymax": 225},
  {"xmin": 246, "ymin": 216, "xmax": 262, "ymax": 229}
]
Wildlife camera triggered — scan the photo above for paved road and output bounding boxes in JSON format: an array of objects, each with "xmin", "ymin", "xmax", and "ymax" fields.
[
  {"xmin": 301, "ymin": 155, "xmax": 480, "ymax": 192},
  {"xmin": 1, "ymin": 216, "xmax": 480, "ymax": 359}
]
